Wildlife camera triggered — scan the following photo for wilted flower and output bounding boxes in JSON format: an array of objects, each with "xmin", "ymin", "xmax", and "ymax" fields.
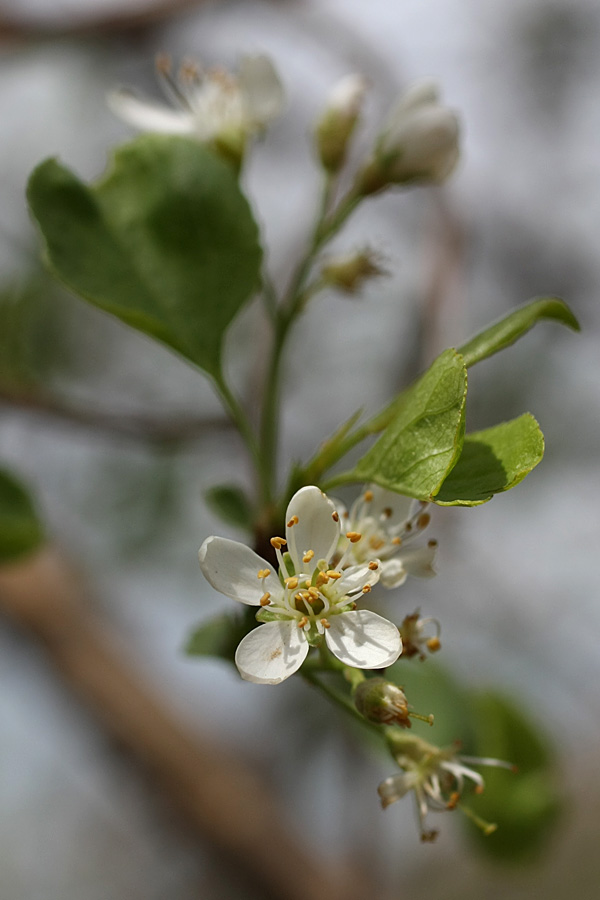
[
  {"xmin": 335, "ymin": 485, "xmax": 437, "ymax": 588},
  {"xmin": 315, "ymin": 73, "xmax": 368, "ymax": 172},
  {"xmin": 108, "ymin": 54, "xmax": 284, "ymax": 166},
  {"xmin": 378, "ymin": 734, "xmax": 514, "ymax": 841},
  {"xmin": 400, "ymin": 610, "xmax": 441, "ymax": 659},
  {"xmin": 357, "ymin": 80, "xmax": 459, "ymax": 194},
  {"xmin": 321, "ymin": 248, "xmax": 387, "ymax": 295},
  {"xmin": 354, "ymin": 677, "xmax": 411, "ymax": 727},
  {"xmin": 198, "ymin": 486, "xmax": 402, "ymax": 684}
]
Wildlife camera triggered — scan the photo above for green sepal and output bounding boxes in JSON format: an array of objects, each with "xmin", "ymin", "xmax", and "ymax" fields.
[
  {"xmin": 205, "ymin": 484, "xmax": 253, "ymax": 531},
  {"xmin": 352, "ymin": 349, "xmax": 467, "ymax": 500},
  {"xmin": 434, "ymin": 414, "xmax": 545, "ymax": 506},
  {"xmin": 458, "ymin": 297, "xmax": 580, "ymax": 369},
  {"xmin": 27, "ymin": 136, "xmax": 263, "ymax": 377},
  {"xmin": 0, "ymin": 468, "xmax": 45, "ymax": 563}
]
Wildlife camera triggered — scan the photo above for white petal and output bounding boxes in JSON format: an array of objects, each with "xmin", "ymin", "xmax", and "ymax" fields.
[
  {"xmin": 326, "ymin": 73, "xmax": 368, "ymax": 115},
  {"xmin": 239, "ymin": 55, "xmax": 285, "ymax": 124},
  {"xmin": 367, "ymin": 484, "xmax": 414, "ymax": 528},
  {"xmin": 285, "ymin": 486, "xmax": 339, "ymax": 571},
  {"xmin": 377, "ymin": 772, "xmax": 416, "ymax": 808},
  {"xmin": 391, "ymin": 80, "xmax": 440, "ymax": 116},
  {"xmin": 198, "ymin": 536, "xmax": 281, "ymax": 605},
  {"xmin": 235, "ymin": 620, "xmax": 309, "ymax": 684},
  {"xmin": 107, "ymin": 89, "xmax": 195, "ymax": 135},
  {"xmin": 325, "ymin": 610, "xmax": 401, "ymax": 669},
  {"xmin": 379, "ymin": 559, "xmax": 408, "ymax": 589},
  {"xmin": 336, "ymin": 564, "xmax": 380, "ymax": 595},
  {"xmin": 398, "ymin": 545, "xmax": 437, "ymax": 578}
]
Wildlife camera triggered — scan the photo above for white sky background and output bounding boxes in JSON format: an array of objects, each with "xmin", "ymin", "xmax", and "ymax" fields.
[{"xmin": 1, "ymin": 0, "xmax": 600, "ymax": 897}]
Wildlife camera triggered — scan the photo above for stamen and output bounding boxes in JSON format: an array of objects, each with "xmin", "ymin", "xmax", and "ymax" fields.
[
  {"xmin": 316, "ymin": 572, "xmax": 329, "ymax": 587},
  {"xmin": 260, "ymin": 592, "xmax": 271, "ymax": 606},
  {"xmin": 287, "ymin": 515, "xmax": 299, "ymax": 527},
  {"xmin": 285, "ymin": 576, "xmax": 299, "ymax": 589},
  {"xmin": 320, "ymin": 618, "xmax": 331, "ymax": 629},
  {"xmin": 332, "ymin": 511, "xmax": 339, "ymax": 522},
  {"xmin": 382, "ymin": 507, "xmax": 393, "ymax": 519},
  {"xmin": 458, "ymin": 804, "xmax": 497, "ymax": 836},
  {"xmin": 428, "ymin": 539, "xmax": 438, "ymax": 548},
  {"xmin": 368, "ymin": 561, "xmax": 379, "ymax": 570},
  {"xmin": 392, "ymin": 537, "xmax": 402, "ymax": 546},
  {"xmin": 446, "ymin": 791, "xmax": 460, "ymax": 810},
  {"xmin": 270, "ymin": 536, "xmax": 287, "ymax": 549},
  {"xmin": 297, "ymin": 616, "xmax": 309, "ymax": 629},
  {"xmin": 155, "ymin": 53, "xmax": 172, "ymax": 75},
  {"xmin": 407, "ymin": 711, "xmax": 435, "ymax": 726},
  {"xmin": 369, "ymin": 537, "xmax": 385, "ymax": 550},
  {"xmin": 346, "ymin": 531, "xmax": 362, "ymax": 543},
  {"xmin": 417, "ymin": 513, "xmax": 431, "ymax": 529},
  {"xmin": 326, "ymin": 570, "xmax": 341, "ymax": 580},
  {"xmin": 303, "ymin": 550, "xmax": 315, "ymax": 564},
  {"xmin": 257, "ymin": 568, "xmax": 270, "ymax": 579},
  {"xmin": 362, "ymin": 584, "xmax": 372, "ymax": 594},
  {"xmin": 308, "ymin": 587, "xmax": 320, "ymax": 601},
  {"xmin": 364, "ymin": 490, "xmax": 374, "ymax": 502},
  {"xmin": 426, "ymin": 637, "xmax": 441, "ymax": 653}
]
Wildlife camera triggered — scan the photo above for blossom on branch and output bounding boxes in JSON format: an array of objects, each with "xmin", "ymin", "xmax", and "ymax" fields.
[{"xmin": 198, "ymin": 486, "xmax": 402, "ymax": 684}]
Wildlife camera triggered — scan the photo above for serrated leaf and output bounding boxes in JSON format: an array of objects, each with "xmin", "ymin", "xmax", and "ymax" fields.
[
  {"xmin": 463, "ymin": 692, "xmax": 561, "ymax": 862},
  {"xmin": 27, "ymin": 136, "xmax": 262, "ymax": 376},
  {"xmin": 458, "ymin": 297, "xmax": 580, "ymax": 369},
  {"xmin": 352, "ymin": 349, "xmax": 467, "ymax": 500},
  {"xmin": 0, "ymin": 468, "xmax": 44, "ymax": 563},
  {"xmin": 205, "ymin": 485, "xmax": 253, "ymax": 531},
  {"xmin": 434, "ymin": 414, "xmax": 544, "ymax": 506}
]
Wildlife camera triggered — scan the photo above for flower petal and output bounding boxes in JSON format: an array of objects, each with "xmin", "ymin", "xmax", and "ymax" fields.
[
  {"xmin": 367, "ymin": 484, "xmax": 414, "ymax": 529},
  {"xmin": 325, "ymin": 609, "xmax": 402, "ymax": 669},
  {"xmin": 398, "ymin": 545, "xmax": 437, "ymax": 578},
  {"xmin": 377, "ymin": 772, "xmax": 418, "ymax": 808},
  {"xmin": 235, "ymin": 620, "xmax": 309, "ymax": 684},
  {"xmin": 239, "ymin": 55, "xmax": 285, "ymax": 124},
  {"xmin": 285, "ymin": 486, "xmax": 340, "ymax": 571},
  {"xmin": 108, "ymin": 89, "xmax": 195, "ymax": 135},
  {"xmin": 336, "ymin": 563, "xmax": 380, "ymax": 595},
  {"xmin": 198, "ymin": 536, "xmax": 281, "ymax": 605},
  {"xmin": 379, "ymin": 559, "xmax": 408, "ymax": 589}
]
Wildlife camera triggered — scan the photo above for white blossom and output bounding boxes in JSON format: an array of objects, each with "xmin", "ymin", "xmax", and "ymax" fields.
[
  {"xmin": 198, "ymin": 486, "xmax": 402, "ymax": 684},
  {"xmin": 334, "ymin": 485, "xmax": 437, "ymax": 588},
  {"xmin": 108, "ymin": 55, "xmax": 284, "ymax": 162}
]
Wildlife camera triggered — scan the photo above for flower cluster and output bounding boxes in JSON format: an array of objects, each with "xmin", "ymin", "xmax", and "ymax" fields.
[{"xmin": 199, "ymin": 486, "xmax": 404, "ymax": 684}]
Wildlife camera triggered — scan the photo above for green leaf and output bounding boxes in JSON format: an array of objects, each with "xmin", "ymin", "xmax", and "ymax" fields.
[
  {"xmin": 205, "ymin": 484, "xmax": 253, "ymax": 531},
  {"xmin": 185, "ymin": 609, "xmax": 254, "ymax": 663},
  {"xmin": 352, "ymin": 349, "xmax": 467, "ymax": 500},
  {"xmin": 463, "ymin": 692, "xmax": 561, "ymax": 862},
  {"xmin": 0, "ymin": 468, "xmax": 44, "ymax": 563},
  {"xmin": 435, "ymin": 413, "xmax": 544, "ymax": 506},
  {"xmin": 27, "ymin": 136, "xmax": 263, "ymax": 376},
  {"xmin": 458, "ymin": 297, "xmax": 580, "ymax": 369}
]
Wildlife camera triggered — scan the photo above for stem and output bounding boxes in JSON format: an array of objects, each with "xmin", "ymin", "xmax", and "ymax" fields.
[
  {"xmin": 302, "ymin": 668, "xmax": 374, "ymax": 728},
  {"xmin": 212, "ymin": 370, "xmax": 268, "ymax": 500}
]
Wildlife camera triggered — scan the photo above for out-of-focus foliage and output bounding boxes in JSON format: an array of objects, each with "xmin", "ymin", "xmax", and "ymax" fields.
[{"xmin": 0, "ymin": 467, "xmax": 44, "ymax": 562}]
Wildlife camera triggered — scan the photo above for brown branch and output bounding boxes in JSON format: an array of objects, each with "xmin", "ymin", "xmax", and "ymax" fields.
[
  {"xmin": 0, "ymin": 387, "xmax": 235, "ymax": 444},
  {"xmin": 0, "ymin": 547, "xmax": 374, "ymax": 900}
]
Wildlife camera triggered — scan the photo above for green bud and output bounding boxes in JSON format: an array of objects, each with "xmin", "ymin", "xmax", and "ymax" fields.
[
  {"xmin": 354, "ymin": 677, "xmax": 411, "ymax": 727},
  {"xmin": 315, "ymin": 74, "xmax": 368, "ymax": 173}
]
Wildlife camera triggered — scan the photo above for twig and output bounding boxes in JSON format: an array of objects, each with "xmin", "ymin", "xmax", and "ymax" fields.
[{"xmin": 0, "ymin": 547, "xmax": 374, "ymax": 900}]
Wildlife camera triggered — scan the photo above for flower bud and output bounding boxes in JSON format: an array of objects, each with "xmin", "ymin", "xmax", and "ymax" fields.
[
  {"xmin": 356, "ymin": 80, "xmax": 459, "ymax": 195},
  {"xmin": 354, "ymin": 677, "xmax": 411, "ymax": 727},
  {"xmin": 321, "ymin": 248, "xmax": 386, "ymax": 294},
  {"xmin": 315, "ymin": 74, "xmax": 368, "ymax": 173}
]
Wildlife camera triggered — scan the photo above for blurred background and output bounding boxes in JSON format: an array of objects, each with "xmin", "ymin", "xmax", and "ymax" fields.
[{"xmin": 0, "ymin": 0, "xmax": 599, "ymax": 897}]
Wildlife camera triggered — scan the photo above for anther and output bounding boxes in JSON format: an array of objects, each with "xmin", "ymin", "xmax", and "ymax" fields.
[
  {"xmin": 369, "ymin": 537, "xmax": 385, "ymax": 550},
  {"xmin": 346, "ymin": 531, "xmax": 362, "ymax": 543},
  {"xmin": 474, "ymin": 784, "xmax": 484, "ymax": 795},
  {"xmin": 383, "ymin": 507, "xmax": 393, "ymax": 518},
  {"xmin": 297, "ymin": 616, "xmax": 309, "ymax": 629},
  {"xmin": 362, "ymin": 584, "xmax": 372, "ymax": 594},
  {"xmin": 417, "ymin": 513, "xmax": 431, "ymax": 529},
  {"xmin": 259, "ymin": 592, "xmax": 271, "ymax": 606},
  {"xmin": 320, "ymin": 618, "xmax": 331, "ymax": 629},
  {"xmin": 316, "ymin": 573, "xmax": 329, "ymax": 587},
  {"xmin": 285, "ymin": 576, "xmax": 299, "ymax": 589},
  {"xmin": 270, "ymin": 536, "xmax": 287, "ymax": 549},
  {"xmin": 332, "ymin": 511, "xmax": 339, "ymax": 522},
  {"xmin": 392, "ymin": 537, "xmax": 402, "ymax": 546},
  {"xmin": 257, "ymin": 568, "xmax": 270, "ymax": 579},
  {"xmin": 426, "ymin": 637, "xmax": 441, "ymax": 653},
  {"xmin": 326, "ymin": 570, "xmax": 341, "ymax": 580},
  {"xmin": 308, "ymin": 587, "xmax": 320, "ymax": 600},
  {"xmin": 428, "ymin": 539, "xmax": 438, "ymax": 548},
  {"xmin": 287, "ymin": 515, "xmax": 299, "ymax": 527},
  {"xmin": 368, "ymin": 561, "xmax": 379, "ymax": 570},
  {"xmin": 303, "ymin": 550, "xmax": 315, "ymax": 563},
  {"xmin": 446, "ymin": 792, "xmax": 460, "ymax": 810},
  {"xmin": 364, "ymin": 490, "xmax": 374, "ymax": 502},
  {"xmin": 155, "ymin": 53, "xmax": 172, "ymax": 75}
]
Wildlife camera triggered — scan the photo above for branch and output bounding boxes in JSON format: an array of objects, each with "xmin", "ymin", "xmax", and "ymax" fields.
[{"xmin": 0, "ymin": 547, "xmax": 375, "ymax": 900}]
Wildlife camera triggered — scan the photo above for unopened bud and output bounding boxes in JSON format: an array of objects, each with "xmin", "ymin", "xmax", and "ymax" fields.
[
  {"xmin": 315, "ymin": 73, "xmax": 368, "ymax": 173},
  {"xmin": 356, "ymin": 80, "xmax": 459, "ymax": 195},
  {"xmin": 321, "ymin": 248, "xmax": 387, "ymax": 294},
  {"xmin": 354, "ymin": 677, "xmax": 411, "ymax": 727}
]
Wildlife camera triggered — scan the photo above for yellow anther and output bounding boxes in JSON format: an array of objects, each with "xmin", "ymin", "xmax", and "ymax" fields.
[
  {"xmin": 417, "ymin": 513, "xmax": 431, "ymax": 529},
  {"xmin": 270, "ymin": 536, "xmax": 287, "ymax": 549},
  {"xmin": 302, "ymin": 580, "xmax": 311, "ymax": 589},
  {"xmin": 364, "ymin": 490, "xmax": 374, "ymax": 502},
  {"xmin": 301, "ymin": 591, "xmax": 313, "ymax": 603},
  {"xmin": 308, "ymin": 587, "xmax": 320, "ymax": 600},
  {"xmin": 315, "ymin": 572, "xmax": 329, "ymax": 587},
  {"xmin": 285, "ymin": 576, "xmax": 299, "ymax": 590},
  {"xmin": 369, "ymin": 537, "xmax": 385, "ymax": 550},
  {"xmin": 362, "ymin": 584, "xmax": 372, "ymax": 594},
  {"xmin": 259, "ymin": 592, "xmax": 271, "ymax": 606},
  {"xmin": 294, "ymin": 592, "xmax": 304, "ymax": 604},
  {"xmin": 426, "ymin": 637, "xmax": 441, "ymax": 653},
  {"xmin": 257, "ymin": 568, "xmax": 271, "ymax": 579},
  {"xmin": 392, "ymin": 536, "xmax": 402, "ymax": 546},
  {"xmin": 474, "ymin": 784, "xmax": 484, "ymax": 796},
  {"xmin": 331, "ymin": 511, "xmax": 339, "ymax": 522},
  {"xmin": 297, "ymin": 616, "xmax": 309, "ymax": 629},
  {"xmin": 326, "ymin": 570, "xmax": 341, "ymax": 580},
  {"xmin": 368, "ymin": 561, "xmax": 379, "ymax": 571},
  {"xmin": 346, "ymin": 531, "xmax": 362, "ymax": 543},
  {"xmin": 320, "ymin": 618, "xmax": 331, "ymax": 629},
  {"xmin": 287, "ymin": 515, "xmax": 299, "ymax": 527},
  {"xmin": 446, "ymin": 791, "xmax": 460, "ymax": 810},
  {"xmin": 302, "ymin": 550, "xmax": 315, "ymax": 564}
]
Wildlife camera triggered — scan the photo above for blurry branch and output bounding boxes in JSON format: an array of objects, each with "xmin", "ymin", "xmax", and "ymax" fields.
[
  {"xmin": 0, "ymin": 0, "xmax": 215, "ymax": 41},
  {"xmin": 0, "ymin": 547, "xmax": 375, "ymax": 900},
  {"xmin": 0, "ymin": 386, "xmax": 235, "ymax": 445}
]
